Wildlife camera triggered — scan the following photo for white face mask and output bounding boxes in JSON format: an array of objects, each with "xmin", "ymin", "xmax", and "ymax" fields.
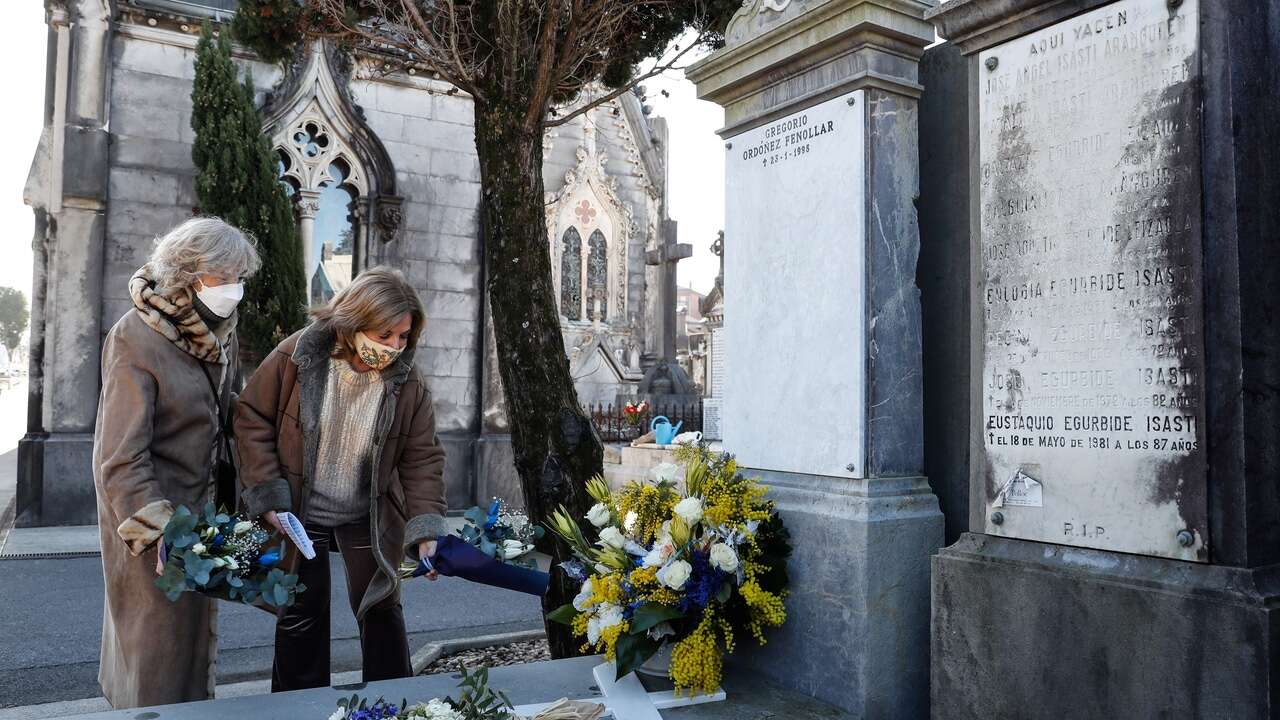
[{"xmin": 195, "ymin": 281, "xmax": 245, "ymax": 320}]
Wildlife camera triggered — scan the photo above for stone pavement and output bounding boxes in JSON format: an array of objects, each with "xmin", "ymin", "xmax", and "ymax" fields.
[{"xmin": 56, "ymin": 656, "xmax": 852, "ymax": 720}]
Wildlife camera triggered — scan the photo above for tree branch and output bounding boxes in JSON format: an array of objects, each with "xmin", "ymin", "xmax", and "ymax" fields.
[{"xmin": 545, "ymin": 30, "xmax": 709, "ymax": 129}]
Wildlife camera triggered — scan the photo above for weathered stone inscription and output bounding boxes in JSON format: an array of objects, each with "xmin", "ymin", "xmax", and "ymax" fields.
[{"xmin": 978, "ymin": 0, "xmax": 1206, "ymax": 560}]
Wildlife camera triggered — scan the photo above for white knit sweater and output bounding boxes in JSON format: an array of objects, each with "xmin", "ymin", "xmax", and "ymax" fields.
[{"xmin": 306, "ymin": 358, "xmax": 386, "ymax": 527}]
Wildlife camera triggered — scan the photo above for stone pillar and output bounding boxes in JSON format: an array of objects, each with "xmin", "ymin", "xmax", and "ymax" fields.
[
  {"xmin": 297, "ymin": 189, "xmax": 322, "ymax": 291},
  {"xmin": 926, "ymin": 0, "xmax": 1280, "ymax": 716},
  {"xmin": 18, "ymin": 0, "xmax": 113, "ymax": 527},
  {"xmin": 688, "ymin": 1, "xmax": 940, "ymax": 715}
]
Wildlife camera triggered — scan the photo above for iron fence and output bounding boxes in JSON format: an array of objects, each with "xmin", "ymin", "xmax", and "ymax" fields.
[{"xmin": 587, "ymin": 401, "xmax": 703, "ymax": 443}]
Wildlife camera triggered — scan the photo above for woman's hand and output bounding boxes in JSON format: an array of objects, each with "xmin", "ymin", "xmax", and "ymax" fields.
[
  {"xmin": 417, "ymin": 540, "xmax": 439, "ymax": 581},
  {"xmin": 262, "ymin": 510, "xmax": 289, "ymax": 547}
]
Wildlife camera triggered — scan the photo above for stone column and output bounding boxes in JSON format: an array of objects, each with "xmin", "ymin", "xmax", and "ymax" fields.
[
  {"xmin": 926, "ymin": 0, "xmax": 1280, "ymax": 716},
  {"xmin": 297, "ymin": 189, "xmax": 322, "ymax": 291},
  {"xmin": 18, "ymin": 0, "xmax": 113, "ymax": 527},
  {"xmin": 688, "ymin": 1, "xmax": 940, "ymax": 715}
]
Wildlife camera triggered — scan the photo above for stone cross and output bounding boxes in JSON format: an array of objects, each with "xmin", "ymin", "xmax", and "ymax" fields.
[
  {"xmin": 711, "ymin": 230, "xmax": 724, "ymax": 293},
  {"xmin": 645, "ymin": 218, "xmax": 692, "ymax": 362}
]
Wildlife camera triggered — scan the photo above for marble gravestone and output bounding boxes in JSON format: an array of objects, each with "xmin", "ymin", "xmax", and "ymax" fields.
[
  {"xmin": 977, "ymin": 0, "xmax": 1206, "ymax": 560},
  {"xmin": 724, "ymin": 92, "xmax": 866, "ymax": 477},
  {"xmin": 701, "ymin": 327, "xmax": 724, "ymax": 440},
  {"xmin": 928, "ymin": 0, "xmax": 1280, "ymax": 715},
  {"xmin": 689, "ymin": 0, "xmax": 941, "ymax": 716}
]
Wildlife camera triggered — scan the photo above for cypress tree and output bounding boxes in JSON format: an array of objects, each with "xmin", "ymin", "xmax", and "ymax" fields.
[{"xmin": 191, "ymin": 23, "xmax": 305, "ymax": 361}]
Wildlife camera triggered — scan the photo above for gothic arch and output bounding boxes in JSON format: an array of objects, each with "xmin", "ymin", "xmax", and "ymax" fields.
[
  {"xmin": 546, "ymin": 116, "xmax": 633, "ymax": 324},
  {"xmin": 261, "ymin": 42, "xmax": 403, "ymax": 279}
]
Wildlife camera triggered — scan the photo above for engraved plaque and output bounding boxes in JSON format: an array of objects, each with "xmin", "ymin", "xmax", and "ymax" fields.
[
  {"xmin": 725, "ymin": 91, "xmax": 866, "ymax": 478},
  {"xmin": 977, "ymin": 0, "xmax": 1206, "ymax": 560}
]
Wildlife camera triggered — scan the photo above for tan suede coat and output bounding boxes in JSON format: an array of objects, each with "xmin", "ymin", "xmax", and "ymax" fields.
[
  {"xmin": 234, "ymin": 323, "xmax": 447, "ymax": 620},
  {"xmin": 92, "ymin": 265, "xmax": 237, "ymax": 708}
]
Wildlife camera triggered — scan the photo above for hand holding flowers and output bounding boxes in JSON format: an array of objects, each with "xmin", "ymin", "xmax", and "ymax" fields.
[{"xmin": 155, "ymin": 503, "xmax": 305, "ymax": 608}]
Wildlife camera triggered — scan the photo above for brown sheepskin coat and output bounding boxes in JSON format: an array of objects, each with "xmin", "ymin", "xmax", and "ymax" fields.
[
  {"xmin": 92, "ymin": 265, "xmax": 237, "ymax": 708},
  {"xmin": 234, "ymin": 323, "xmax": 447, "ymax": 620}
]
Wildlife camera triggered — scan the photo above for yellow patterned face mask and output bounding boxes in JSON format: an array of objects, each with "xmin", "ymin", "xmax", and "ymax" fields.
[{"xmin": 354, "ymin": 331, "xmax": 403, "ymax": 370}]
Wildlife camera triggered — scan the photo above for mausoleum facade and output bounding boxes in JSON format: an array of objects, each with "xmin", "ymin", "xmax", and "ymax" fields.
[{"xmin": 19, "ymin": 0, "xmax": 674, "ymax": 525}]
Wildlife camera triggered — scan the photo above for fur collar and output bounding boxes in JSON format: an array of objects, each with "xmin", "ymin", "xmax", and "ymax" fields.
[{"xmin": 128, "ymin": 264, "xmax": 234, "ymax": 364}]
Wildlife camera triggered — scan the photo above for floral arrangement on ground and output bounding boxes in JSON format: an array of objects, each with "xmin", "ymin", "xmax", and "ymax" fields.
[
  {"xmin": 547, "ymin": 445, "xmax": 791, "ymax": 695},
  {"xmin": 156, "ymin": 503, "xmax": 304, "ymax": 608}
]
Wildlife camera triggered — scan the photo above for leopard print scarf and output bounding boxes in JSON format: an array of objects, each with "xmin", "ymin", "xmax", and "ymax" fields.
[{"xmin": 128, "ymin": 264, "xmax": 234, "ymax": 364}]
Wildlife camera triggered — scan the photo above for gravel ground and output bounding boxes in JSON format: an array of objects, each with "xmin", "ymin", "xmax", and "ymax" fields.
[{"xmin": 422, "ymin": 639, "xmax": 551, "ymax": 675}]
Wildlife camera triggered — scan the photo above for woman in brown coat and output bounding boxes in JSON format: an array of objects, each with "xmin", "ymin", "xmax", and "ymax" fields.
[
  {"xmin": 92, "ymin": 217, "xmax": 260, "ymax": 708},
  {"xmin": 234, "ymin": 267, "xmax": 447, "ymax": 691}
]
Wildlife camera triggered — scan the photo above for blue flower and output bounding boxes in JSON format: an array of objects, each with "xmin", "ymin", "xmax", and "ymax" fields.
[
  {"xmin": 559, "ymin": 560, "xmax": 587, "ymax": 581},
  {"xmin": 258, "ymin": 550, "xmax": 281, "ymax": 567},
  {"xmin": 677, "ymin": 551, "xmax": 727, "ymax": 613},
  {"xmin": 211, "ymin": 534, "xmax": 226, "ymax": 549},
  {"xmin": 485, "ymin": 498, "xmax": 502, "ymax": 530}
]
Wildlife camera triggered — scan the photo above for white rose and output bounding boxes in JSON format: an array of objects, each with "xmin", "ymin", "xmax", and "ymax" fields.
[
  {"xmin": 642, "ymin": 539, "xmax": 675, "ymax": 568},
  {"xmin": 233, "ymin": 521, "xmax": 253, "ymax": 535},
  {"xmin": 573, "ymin": 578, "xmax": 594, "ymax": 611},
  {"xmin": 598, "ymin": 526, "xmax": 627, "ymax": 550},
  {"xmin": 587, "ymin": 616, "xmax": 602, "ymax": 644},
  {"xmin": 585, "ymin": 503, "xmax": 612, "ymax": 528},
  {"xmin": 673, "ymin": 497, "xmax": 704, "ymax": 526},
  {"xmin": 191, "ymin": 543, "xmax": 207, "ymax": 555},
  {"xmin": 623, "ymin": 511, "xmax": 639, "ymax": 533},
  {"xmin": 211, "ymin": 557, "xmax": 227, "ymax": 568},
  {"xmin": 651, "ymin": 462, "xmax": 680, "ymax": 484},
  {"xmin": 656, "ymin": 559, "xmax": 692, "ymax": 590},
  {"xmin": 709, "ymin": 543, "xmax": 739, "ymax": 573},
  {"xmin": 597, "ymin": 603, "xmax": 624, "ymax": 630},
  {"xmin": 329, "ymin": 709, "xmax": 347, "ymax": 720},
  {"xmin": 225, "ymin": 558, "xmax": 239, "ymax": 571}
]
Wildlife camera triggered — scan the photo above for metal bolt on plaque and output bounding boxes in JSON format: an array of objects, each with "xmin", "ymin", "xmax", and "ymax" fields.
[
  {"xmin": 1176, "ymin": 530, "xmax": 1194, "ymax": 547},
  {"xmin": 985, "ymin": 56, "xmax": 999, "ymax": 72},
  {"xmin": 725, "ymin": 142, "xmax": 733, "ymax": 150},
  {"xmin": 990, "ymin": 512, "xmax": 1005, "ymax": 526}
]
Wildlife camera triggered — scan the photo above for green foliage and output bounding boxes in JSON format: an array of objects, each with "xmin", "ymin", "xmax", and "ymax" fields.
[
  {"xmin": 546, "ymin": 603, "xmax": 579, "ymax": 626},
  {"xmin": 446, "ymin": 667, "xmax": 515, "ymax": 720},
  {"xmin": 613, "ymin": 631, "xmax": 660, "ymax": 681},
  {"xmin": 0, "ymin": 287, "xmax": 29, "ymax": 353},
  {"xmin": 191, "ymin": 23, "xmax": 305, "ymax": 359}
]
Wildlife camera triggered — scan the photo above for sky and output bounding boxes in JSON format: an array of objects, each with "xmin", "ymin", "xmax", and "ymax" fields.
[
  {"xmin": 0, "ymin": 8, "xmax": 725, "ymax": 304},
  {"xmin": 0, "ymin": 1, "xmax": 45, "ymax": 299}
]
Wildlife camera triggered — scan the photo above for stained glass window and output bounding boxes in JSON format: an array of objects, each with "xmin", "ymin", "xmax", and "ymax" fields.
[
  {"xmin": 587, "ymin": 230, "xmax": 608, "ymax": 321},
  {"xmin": 561, "ymin": 227, "xmax": 583, "ymax": 320}
]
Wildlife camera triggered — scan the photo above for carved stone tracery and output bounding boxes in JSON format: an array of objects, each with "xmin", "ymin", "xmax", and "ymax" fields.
[
  {"xmin": 546, "ymin": 114, "xmax": 633, "ymax": 326},
  {"xmin": 262, "ymin": 41, "xmax": 404, "ymax": 281}
]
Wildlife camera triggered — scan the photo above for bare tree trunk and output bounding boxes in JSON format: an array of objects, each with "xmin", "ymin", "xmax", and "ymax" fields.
[{"xmin": 474, "ymin": 102, "xmax": 603, "ymax": 658}]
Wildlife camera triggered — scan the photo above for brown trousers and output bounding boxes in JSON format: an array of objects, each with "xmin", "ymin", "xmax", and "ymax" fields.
[{"xmin": 271, "ymin": 522, "xmax": 412, "ymax": 691}]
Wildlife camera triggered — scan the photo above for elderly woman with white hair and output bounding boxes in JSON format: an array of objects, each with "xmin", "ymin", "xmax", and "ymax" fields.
[{"xmin": 92, "ymin": 216, "xmax": 260, "ymax": 709}]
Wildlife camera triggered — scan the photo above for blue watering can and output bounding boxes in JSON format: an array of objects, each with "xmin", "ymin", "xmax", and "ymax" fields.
[{"xmin": 650, "ymin": 415, "xmax": 683, "ymax": 445}]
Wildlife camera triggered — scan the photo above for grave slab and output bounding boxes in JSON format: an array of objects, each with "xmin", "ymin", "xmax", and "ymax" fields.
[{"xmin": 62, "ymin": 656, "xmax": 853, "ymax": 720}]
